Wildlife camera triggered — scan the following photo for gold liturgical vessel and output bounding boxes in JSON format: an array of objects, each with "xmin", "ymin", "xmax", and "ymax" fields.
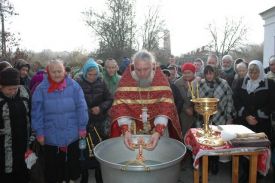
[{"xmin": 189, "ymin": 82, "xmax": 224, "ymax": 147}]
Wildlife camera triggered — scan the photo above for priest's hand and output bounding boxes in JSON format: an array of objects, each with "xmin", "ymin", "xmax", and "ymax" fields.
[
  {"xmin": 124, "ymin": 131, "xmax": 134, "ymax": 150},
  {"xmin": 146, "ymin": 132, "xmax": 161, "ymax": 150}
]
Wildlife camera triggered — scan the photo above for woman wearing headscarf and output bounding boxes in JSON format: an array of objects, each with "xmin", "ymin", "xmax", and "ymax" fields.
[
  {"xmin": 174, "ymin": 63, "xmax": 200, "ymax": 137},
  {"xmin": 233, "ymin": 61, "xmax": 275, "ymax": 182},
  {"xmin": 198, "ymin": 64, "xmax": 235, "ymax": 175},
  {"xmin": 76, "ymin": 58, "xmax": 113, "ymax": 183},
  {"xmin": 233, "ymin": 60, "xmax": 275, "ymax": 140},
  {"xmin": 32, "ymin": 59, "xmax": 89, "ymax": 183},
  {"xmin": 102, "ymin": 58, "xmax": 121, "ymax": 96},
  {"xmin": 199, "ymin": 65, "xmax": 235, "ymax": 126},
  {"xmin": 14, "ymin": 59, "xmax": 31, "ymax": 89}
]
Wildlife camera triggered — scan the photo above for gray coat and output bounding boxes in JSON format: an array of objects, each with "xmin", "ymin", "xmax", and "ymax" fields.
[{"xmin": 174, "ymin": 77, "xmax": 200, "ymax": 137}]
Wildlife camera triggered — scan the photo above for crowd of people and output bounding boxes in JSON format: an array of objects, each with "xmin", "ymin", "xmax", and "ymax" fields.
[{"xmin": 0, "ymin": 50, "xmax": 274, "ymax": 183}]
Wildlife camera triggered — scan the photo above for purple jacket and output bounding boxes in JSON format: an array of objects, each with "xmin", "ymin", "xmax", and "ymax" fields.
[{"xmin": 30, "ymin": 70, "xmax": 45, "ymax": 95}]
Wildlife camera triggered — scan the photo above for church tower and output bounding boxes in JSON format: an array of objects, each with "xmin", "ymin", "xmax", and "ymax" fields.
[{"xmin": 163, "ymin": 29, "xmax": 171, "ymax": 55}]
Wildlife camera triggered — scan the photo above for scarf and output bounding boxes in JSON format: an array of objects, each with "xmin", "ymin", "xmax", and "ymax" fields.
[
  {"xmin": 102, "ymin": 69, "xmax": 120, "ymax": 95},
  {"xmin": 246, "ymin": 60, "xmax": 265, "ymax": 94},
  {"xmin": 82, "ymin": 58, "xmax": 99, "ymax": 81},
  {"xmin": 46, "ymin": 66, "xmax": 66, "ymax": 93}
]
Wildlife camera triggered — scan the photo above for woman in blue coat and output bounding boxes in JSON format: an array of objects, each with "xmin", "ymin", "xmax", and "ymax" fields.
[{"xmin": 32, "ymin": 59, "xmax": 89, "ymax": 183}]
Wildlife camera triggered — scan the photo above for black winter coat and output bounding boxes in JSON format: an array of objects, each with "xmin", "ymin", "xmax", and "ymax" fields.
[
  {"xmin": 233, "ymin": 77, "xmax": 275, "ymax": 140},
  {"xmin": 76, "ymin": 76, "xmax": 113, "ymax": 135},
  {"xmin": 76, "ymin": 76, "xmax": 113, "ymax": 169},
  {"xmin": 0, "ymin": 86, "xmax": 30, "ymax": 182}
]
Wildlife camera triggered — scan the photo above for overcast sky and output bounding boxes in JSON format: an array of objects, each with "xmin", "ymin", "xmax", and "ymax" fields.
[{"xmin": 8, "ymin": 0, "xmax": 275, "ymax": 56}]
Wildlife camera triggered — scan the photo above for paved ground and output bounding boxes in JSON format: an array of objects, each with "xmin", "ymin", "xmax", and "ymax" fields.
[{"xmin": 86, "ymin": 156, "xmax": 274, "ymax": 183}]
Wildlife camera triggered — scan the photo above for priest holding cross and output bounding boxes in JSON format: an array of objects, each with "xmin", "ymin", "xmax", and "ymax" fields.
[{"xmin": 110, "ymin": 50, "xmax": 182, "ymax": 150}]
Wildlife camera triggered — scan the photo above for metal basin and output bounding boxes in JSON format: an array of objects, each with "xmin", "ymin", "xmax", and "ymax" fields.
[{"xmin": 94, "ymin": 135, "xmax": 186, "ymax": 183}]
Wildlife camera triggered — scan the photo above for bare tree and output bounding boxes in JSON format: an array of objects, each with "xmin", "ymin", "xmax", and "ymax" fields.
[
  {"xmin": 83, "ymin": 0, "xmax": 136, "ymax": 61},
  {"xmin": 0, "ymin": 0, "xmax": 18, "ymax": 59},
  {"xmin": 231, "ymin": 44, "xmax": 263, "ymax": 62},
  {"xmin": 141, "ymin": 4, "xmax": 166, "ymax": 51},
  {"xmin": 207, "ymin": 18, "xmax": 248, "ymax": 58}
]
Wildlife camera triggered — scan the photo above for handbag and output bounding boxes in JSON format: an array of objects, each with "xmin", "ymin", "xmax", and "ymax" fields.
[{"xmin": 29, "ymin": 140, "xmax": 46, "ymax": 183}]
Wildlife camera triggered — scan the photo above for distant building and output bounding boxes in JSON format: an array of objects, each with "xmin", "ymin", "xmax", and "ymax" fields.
[
  {"xmin": 163, "ymin": 29, "xmax": 171, "ymax": 56},
  {"xmin": 260, "ymin": 6, "xmax": 275, "ymax": 68}
]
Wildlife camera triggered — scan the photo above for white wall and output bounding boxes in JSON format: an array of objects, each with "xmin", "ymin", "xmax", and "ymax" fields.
[{"xmin": 261, "ymin": 8, "xmax": 275, "ymax": 68}]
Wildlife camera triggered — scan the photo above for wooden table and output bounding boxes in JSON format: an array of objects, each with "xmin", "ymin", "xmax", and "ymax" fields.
[
  {"xmin": 193, "ymin": 151, "xmax": 262, "ymax": 183},
  {"xmin": 184, "ymin": 128, "xmax": 270, "ymax": 183}
]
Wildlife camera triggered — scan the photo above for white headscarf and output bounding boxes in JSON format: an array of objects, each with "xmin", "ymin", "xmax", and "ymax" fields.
[{"xmin": 246, "ymin": 60, "xmax": 265, "ymax": 94}]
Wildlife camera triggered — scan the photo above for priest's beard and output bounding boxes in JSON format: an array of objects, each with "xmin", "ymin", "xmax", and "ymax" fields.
[
  {"xmin": 131, "ymin": 70, "xmax": 155, "ymax": 88},
  {"xmin": 138, "ymin": 78, "xmax": 152, "ymax": 88}
]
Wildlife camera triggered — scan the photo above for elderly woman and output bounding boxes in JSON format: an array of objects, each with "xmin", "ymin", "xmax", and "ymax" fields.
[
  {"xmin": 231, "ymin": 62, "xmax": 248, "ymax": 90},
  {"xmin": 32, "ymin": 59, "xmax": 89, "ymax": 183},
  {"xmin": 233, "ymin": 60, "xmax": 275, "ymax": 139},
  {"xmin": 76, "ymin": 58, "xmax": 113, "ymax": 183},
  {"xmin": 174, "ymin": 63, "xmax": 200, "ymax": 137},
  {"xmin": 0, "ymin": 68, "xmax": 31, "ymax": 183},
  {"xmin": 102, "ymin": 58, "xmax": 121, "ymax": 96},
  {"xmin": 233, "ymin": 60, "xmax": 275, "ymax": 183}
]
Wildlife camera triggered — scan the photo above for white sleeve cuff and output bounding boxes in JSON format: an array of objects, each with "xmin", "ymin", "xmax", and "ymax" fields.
[
  {"xmin": 154, "ymin": 116, "xmax": 168, "ymax": 126},
  {"xmin": 118, "ymin": 117, "xmax": 132, "ymax": 127}
]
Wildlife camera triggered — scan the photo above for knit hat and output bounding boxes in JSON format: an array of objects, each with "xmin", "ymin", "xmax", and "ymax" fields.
[
  {"xmin": 181, "ymin": 63, "xmax": 196, "ymax": 73},
  {"xmin": 0, "ymin": 68, "xmax": 20, "ymax": 86}
]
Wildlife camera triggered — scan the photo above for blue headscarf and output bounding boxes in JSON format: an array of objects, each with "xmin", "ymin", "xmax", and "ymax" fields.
[{"xmin": 82, "ymin": 58, "xmax": 99, "ymax": 80}]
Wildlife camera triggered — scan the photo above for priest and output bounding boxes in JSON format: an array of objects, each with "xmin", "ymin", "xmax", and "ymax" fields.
[{"xmin": 110, "ymin": 50, "xmax": 182, "ymax": 150}]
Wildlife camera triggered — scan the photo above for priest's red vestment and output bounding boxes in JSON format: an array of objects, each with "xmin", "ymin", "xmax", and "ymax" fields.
[{"xmin": 110, "ymin": 65, "xmax": 183, "ymax": 141}]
